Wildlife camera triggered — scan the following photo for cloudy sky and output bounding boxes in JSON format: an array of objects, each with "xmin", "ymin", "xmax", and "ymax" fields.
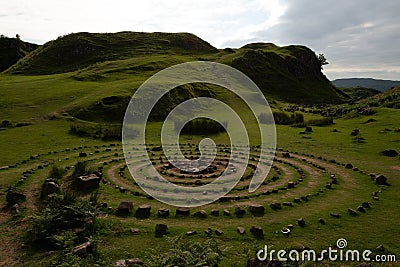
[{"xmin": 1, "ymin": 0, "xmax": 399, "ymax": 80}]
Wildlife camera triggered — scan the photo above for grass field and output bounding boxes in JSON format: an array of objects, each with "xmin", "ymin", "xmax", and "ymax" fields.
[{"xmin": 0, "ymin": 66, "xmax": 400, "ymax": 265}]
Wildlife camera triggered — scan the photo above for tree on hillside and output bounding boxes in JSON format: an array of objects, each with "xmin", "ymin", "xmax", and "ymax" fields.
[
  {"xmin": 318, "ymin": 53, "xmax": 329, "ymax": 70},
  {"xmin": 0, "ymin": 34, "xmax": 5, "ymax": 38},
  {"xmin": 16, "ymin": 34, "xmax": 20, "ymax": 39}
]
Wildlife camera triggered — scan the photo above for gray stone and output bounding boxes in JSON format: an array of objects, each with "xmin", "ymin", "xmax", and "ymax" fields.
[
  {"xmin": 205, "ymin": 228, "xmax": 213, "ymax": 235},
  {"xmin": 250, "ymin": 226, "xmax": 264, "ymax": 239},
  {"xmin": 210, "ymin": 209, "xmax": 219, "ymax": 216},
  {"xmin": 115, "ymin": 201, "xmax": 133, "ymax": 216},
  {"xmin": 287, "ymin": 182, "xmax": 295, "ymax": 188},
  {"xmin": 270, "ymin": 202, "xmax": 281, "ymax": 210},
  {"xmin": 374, "ymin": 174, "xmax": 387, "ymax": 185},
  {"xmin": 72, "ymin": 242, "xmax": 93, "ymax": 258},
  {"xmin": 223, "ymin": 209, "xmax": 231, "ymax": 216},
  {"xmin": 155, "ymin": 224, "xmax": 168, "ymax": 237},
  {"xmin": 348, "ymin": 208, "xmax": 358, "ymax": 216},
  {"xmin": 237, "ymin": 227, "xmax": 246, "ymax": 235},
  {"xmin": 130, "ymin": 228, "xmax": 140, "ymax": 234},
  {"xmin": 381, "ymin": 149, "xmax": 398, "ymax": 157},
  {"xmin": 186, "ymin": 230, "xmax": 197, "ymax": 236},
  {"xmin": 215, "ymin": 229, "xmax": 224, "ymax": 236},
  {"xmin": 193, "ymin": 210, "xmax": 207, "ymax": 218},
  {"xmin": 249, "ymin": 204, "xmax": 265, "ymax": 216},
  {"xmin": 41, "ymin": 180, "xmax": 59, "ymax": 197},
  {"xmin": 298, "ymin": 218, "xmax": 306, "ymax": 227},
  {"xmin": 357, "ymin": 206, "xmax": 365, "ymax": 213},
  {"xmin": 235, "ymin": 207, "xmax": 246, "ymax": 217},
  {"xmin": 135, "ymin": 205, "xmax": 151, "ymax": 218},
  {"xmin": 176, "ymin": 207, "xmax": 190, "ymax": 216},
  {"xmin": 318, "ymin": 218, "xmax": 326, "ymax": 225},
  {"xmin": 157, "ymin": 208, "xmax": 170, "ymax": 218},
  {"xmin": 361, "ymin": 202, "xmax": 371, "ymax": 209},
  {"xmin": 77, "ymin": 174, "xmax": 101, "ymax": 189},
  {"xmin": 282, "ymin": 202, "xmax": 293, "ymax": 207}
]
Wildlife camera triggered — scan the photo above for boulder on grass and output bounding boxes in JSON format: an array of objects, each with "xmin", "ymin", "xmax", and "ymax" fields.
[
  {"xmin": 249, "ymin": 204, "xmax": 265, "ymax": 216},
  {"xmin": 250, "ymin": 226, "xmax": 264, "ymax": 239},
  {"xmin": 72, "ymin": 242, "xmax": 93, "ymax": 258},
  {"xmin": 135, "ymin": 205, "xmax": 151, "ymax": 218},
  {"xmin": 41, "ymin": 179, "xmax": 60, "ymax": 198},
  {"xmin": 374, "ymin": 174, "xmax": 387, "ymax": 185},
  {"xmin": 157, "ymin": 208, "xmax": 170, "ymax": 218},
  {"xmin": 76, "ymin": 174, "xmax": 101, "ymax": 189},
  {"xmin": 176, "ymin": 207, "xmax": 190, "ymax": 216},
  {"xmin": 381, "ymin": 149, "xmax": 398, "ymax": 157},
  {"xmin": 155, "ymin": 224, "xmax": 168, "ymax": 237},
  {"xmin": 115, "ymin": 201, "xmax": 133, "ymax": 216}
]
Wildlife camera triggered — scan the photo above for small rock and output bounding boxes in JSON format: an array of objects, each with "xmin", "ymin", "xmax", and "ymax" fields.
[
  {"xmin": 305, "ymin": 126, "xmax": 313, "ymax": 132},
  {"xmin": 157, "ymin": 208, "xmax": 170, "ymax": 218},
  {"xmin": 270, "ymin": 202, "xmax": 282, "ymax": 210},
  {"xmin": 361, "ymin": 202, "xmax": 371, "ymax": 209},
  {"xmin": 381, "ymin": 149, "xmax": 398, "ymax": 157},
  {"xmin": 237, "ymin": 227, "xmax": 246, "ymax": 235},
  {"xmin": 193, "ymin": 210, "xmax": 207, "ymax": 218},
  {"xmin": 135, "ymin": 205, "xmax": 151, "ymax": 218},
  {"xmin": 250, "ymin": 226, "xmax": 264, "ymax": 239},
  {"xmin": 176, "ymin": 207, "xmax": 190, "ymax": 216},
  {"xmin": 210, "ymin": 209, "xmax": 219, "ymax": 216},
  {"xmin": 345, "ymin": 163, "xmax": 353, "ymax": 169},
  {"xmin": 186, "ymin": 230, "xmax": 197, "ymax": 236},
  {"xmin": 318, "ymin": 218, "xmax": 326, "ymax": 225},
  {"xmin": 348, "ymin": 208, "xmax": 358, "ymax": 216},
  {"xmin": 72, "ymin": 242, "xmax": 93, "ymax": 258},
  {"xmin": 234, "ymin": 207, "xmax": 246, "ymax": 217},
  {"xmin": 130, "ymin": 228, "xmax": 140, "ymax": 234},
  {"xmin": 155, "ymin": 224, "xmax": 168, "ymax": 237},
  {"xmin": 374, "ymin": 174, "xmax": 387, "ymax": 185},
  {"xmin": 357, "ymin": 206, "xmax": 365, "ymax": 213},
  {"xmin": 298, "ymin": 218, "xmax": 306, "ymax": 227},
  {"xmin": 115, "ymin": 201, "xmax": 133, "ymax": 216},
  {"xmin": 223, "ymin": 209, "xmax": 231, "ymax": 216},
  {"xmin": 215, "ymin": 229, "xmax": 224, "ymax": 236},
  {"xmin": 205, "ymin": 228, "xmax": 213, "ymax": 235},
  {"xmin": 376, "ymin": 245, "xmax": 385, "ymax": 252},
  {"xmin": 249, "ymin": 204, "xmax": 265, "ymax": 216}
]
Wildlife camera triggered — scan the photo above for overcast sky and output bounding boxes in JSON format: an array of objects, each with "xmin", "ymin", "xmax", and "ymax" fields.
[{"xmin": 1, "ymin": 0, "xmax": 399, "ymax": 80}]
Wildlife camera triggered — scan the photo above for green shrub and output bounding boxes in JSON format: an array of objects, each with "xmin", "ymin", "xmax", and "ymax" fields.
[
  {"xmin": 307, "ymin": 117, "xmax": 334, "ymax": 126},
  {"xmin": 27, "ymin": 190, "xmax": 100, "ymax": 249},
  {"xmin": 145, "ymin": 235, "xmax": 224, "ymax": 267},
  {"xmin": 259, "ymin": 111, "xmax": 304, "ymax": 125},
  {"xmin": 49, "ymin": 165, "xmax": 67, "ymax": 179},
  {"xmin": 175, "ymin": 118, "xmax": 227, "ymax": 135}
]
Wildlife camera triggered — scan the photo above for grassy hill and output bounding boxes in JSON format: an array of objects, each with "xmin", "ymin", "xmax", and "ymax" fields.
[
  {"xmin": 3, "ymin": 32, "xmax": 346, "ymax": 114},
  {"xmin": 333, "ymin": 78, "xmax": 400, "ymax": 91},
  {"xmin": 340, "ymin": 86, "xmax": 381, "ymax": 100},
  {"xmin": 0, "ymin": 36, "xmax": 39, "ymax": 72}
]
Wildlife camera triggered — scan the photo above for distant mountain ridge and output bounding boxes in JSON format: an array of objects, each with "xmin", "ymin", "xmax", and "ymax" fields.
[{"xmin": 333, "ymin": 78, "xmax": 400, "ymax": 91}]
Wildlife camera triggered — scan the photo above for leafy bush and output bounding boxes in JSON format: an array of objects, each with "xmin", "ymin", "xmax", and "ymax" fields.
[
  {"xmin": 259, "ymin": 112, "xmax": 304, "ymax": 125},
  {"xmin": 70, "ymin": 123, "xmax": 137, "ymax": 140},
  {"xmin": 145, "ymin": 235, "xmax": 224, "ymax": 267},
  {"xmin": 49, "ymin": 165, "xmax": 67, "ymax": 179},
  {"xmin": 27, "ymin": 190, "xmax": 100, "ymax": 249},
  {"xmin": 306, "ymin": 117, "xmax": 334, "ymax": 126},
  {"xmin": 175, "ymin": 118, "xmax": 227, "ymax": 135}
]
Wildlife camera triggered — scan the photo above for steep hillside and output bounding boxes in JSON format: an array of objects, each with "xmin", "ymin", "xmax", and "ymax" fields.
[
  {"xmin": 0, "ymin": 36, "xmax": 39, "ymax": 71},
  {"xmin": 5, "ymin": 32, "xmax": 218, "ymax": 75},
  {"xmin": 333, "ymin": 78, "xmax": 400, "ymax": 91},
  {"xmin": 222, "ymin": 43, "xmax": 346, "ymax": 103}
]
